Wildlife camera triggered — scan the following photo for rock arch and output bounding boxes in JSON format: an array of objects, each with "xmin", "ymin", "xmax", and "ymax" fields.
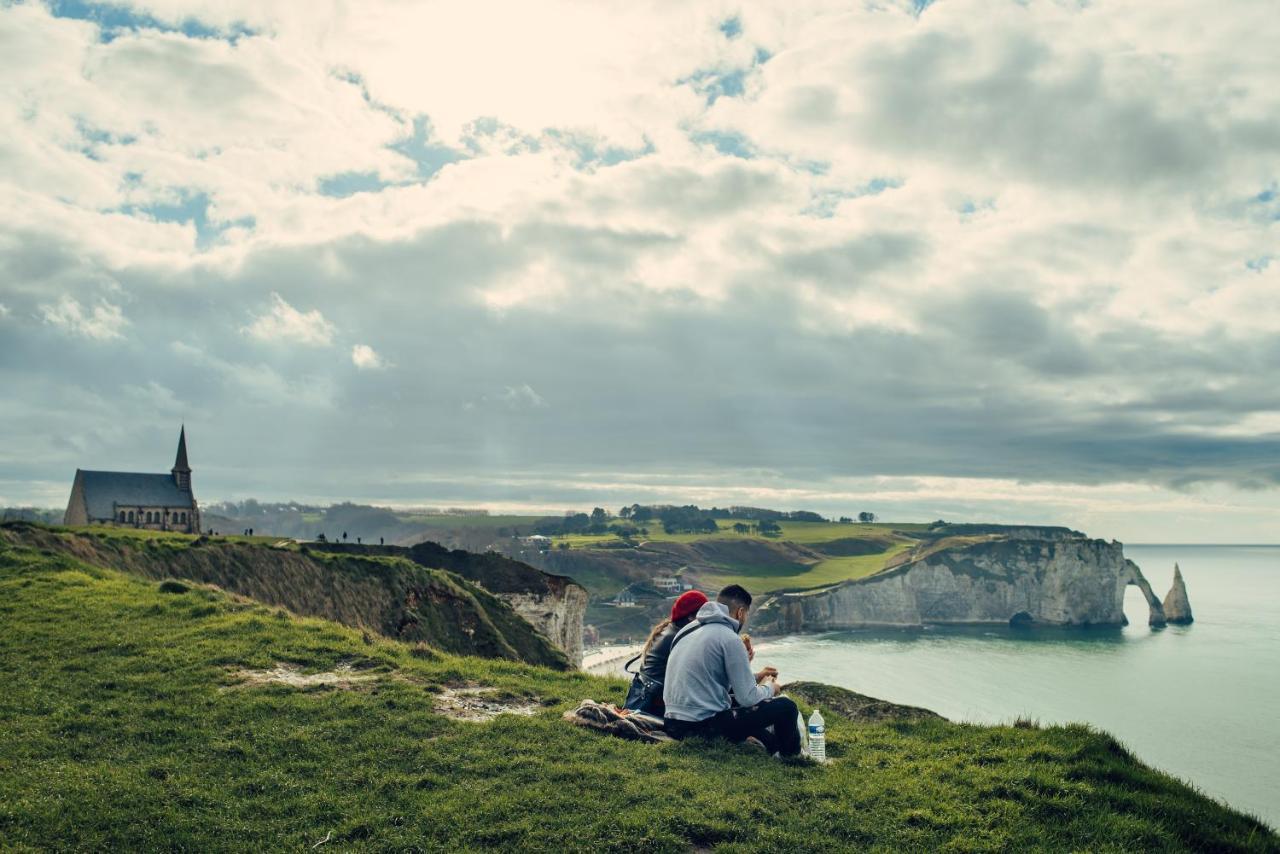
[{"xmin": 1124, "ymin": 559, "xmax": 1166, "ymax": 627}]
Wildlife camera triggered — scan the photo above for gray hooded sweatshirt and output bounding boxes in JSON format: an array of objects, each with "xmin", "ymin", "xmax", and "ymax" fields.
[{"xmin": 662, "ymin": 601, "xmax": 773, "ymax": 722}]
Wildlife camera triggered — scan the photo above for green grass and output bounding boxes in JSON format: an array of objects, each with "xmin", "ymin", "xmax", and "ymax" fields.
[
  {"xmin": 556, "ymin": 521, "xmax": 920, "ymax": 594},
  {"xmin": 0, "ymin": 537, "xmax": 1275, "ymax": 850},
  {"xmin": 71, "ymin": 524, "xmax": 284, "ymax": 547},
  {"xmin": 701, "ymin": 543, "xmax": 916, "ymax": 593},
  {"xmin": 403, "ymin": 517, "xmax": 933, "ymax": 593},
  {"xmin": 555, "ymin": 519, "xmax": 918, "ymax": 549},
  {"xmin": 432, "ymin": 517, "xmax": 923, "ymax": 548},
  {"xmin": 3, "ymin": 523, "xmax": 569, "ymax": 669}
]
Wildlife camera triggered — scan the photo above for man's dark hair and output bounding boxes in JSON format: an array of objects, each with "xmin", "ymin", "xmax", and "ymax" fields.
[{"xmin": 717, "ymin": 584, "xmax": 753, "ymax": 611}]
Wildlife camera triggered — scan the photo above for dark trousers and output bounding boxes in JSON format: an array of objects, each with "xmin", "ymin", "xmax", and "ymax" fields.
[{"xmin": 665, "ymin": 697, "xmax": 802, "ymax": 756}]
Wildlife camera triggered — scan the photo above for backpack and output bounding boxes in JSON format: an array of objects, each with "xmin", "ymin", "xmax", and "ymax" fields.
[{"xmin": 621, "ymin": 622, "xmax": 707, "ymax": 714}]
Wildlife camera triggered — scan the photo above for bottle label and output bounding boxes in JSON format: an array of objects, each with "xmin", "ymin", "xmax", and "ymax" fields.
[{"xmin": 809, "ymin": 725, "xmax": 824, "ymax": 735}]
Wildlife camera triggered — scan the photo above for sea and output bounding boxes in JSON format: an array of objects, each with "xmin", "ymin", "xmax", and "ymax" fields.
[{"xmin": 758, "ymin": 545, "xmax": 1280, "ymax": 828}]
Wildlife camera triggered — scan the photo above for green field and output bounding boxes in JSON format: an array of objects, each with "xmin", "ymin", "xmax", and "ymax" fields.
[
  {"xmin": 547, "ymin": 519, "xmax": 923, "ymax": 548},
  {"xmin": 66, "ymin": 526, "xmax": 284, "ymax": 547},
  {"xmin": 699, "ymin": 542, "xmax": 915, "ymax": 593},
  {"xmin": 551, "ymin": 520, "xmax": 923, "ymax": 594},
  {"xmin": 389, "ymin": 514, "xmax": 969, "ymax": 595},
  {"xmin": 1, "ymin": 530, "xmax": 1274, "ymax": 850}
]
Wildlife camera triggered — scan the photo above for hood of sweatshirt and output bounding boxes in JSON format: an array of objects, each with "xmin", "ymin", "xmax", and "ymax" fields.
[{"xmin": 691, "ymin": 600, "xmax": 739, "ymax": 632}]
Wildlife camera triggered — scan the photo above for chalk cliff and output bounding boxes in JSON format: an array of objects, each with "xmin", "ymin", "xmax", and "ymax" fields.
[
  {"xmin": 279, "ymin": 539, "xmax": 588, "ymax": 666},
  {"xmin": 1163, "ymin": 563, "xmax": 1194, "ymax": 625},
  {"xmin": 0, "ymin": 522, "xmax": 574, "ymax": 668},
  {"xmin": 755, "ymin": 534, "xmax": 1167, "ymax": 633}
]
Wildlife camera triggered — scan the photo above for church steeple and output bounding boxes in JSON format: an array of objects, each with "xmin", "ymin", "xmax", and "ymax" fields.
[{"xmin": 172, "ymin": 425, "xmax": 192, "ymax": 491}]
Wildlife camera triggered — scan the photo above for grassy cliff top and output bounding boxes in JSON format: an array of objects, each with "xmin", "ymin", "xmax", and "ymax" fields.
[
  {"xmin": 0, "ymin": 522, "xmax": 570, "ymax": 669},
  {"xmin": 549, "ymin": 520, "xmax": 1077, "ymax": 596},
  {"xmin": 1, "ymin": 534, "xmax": 1275, "ymax": 851}
]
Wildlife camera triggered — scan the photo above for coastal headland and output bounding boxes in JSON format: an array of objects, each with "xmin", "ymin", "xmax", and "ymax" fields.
[{"xmin": 1, "ymin": 520, "xmax": 1273, "ymax": 849}]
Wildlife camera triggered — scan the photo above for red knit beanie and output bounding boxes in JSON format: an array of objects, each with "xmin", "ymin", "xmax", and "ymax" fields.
[{"xmin": 670, "ymin": 590, "xmax": 708, "ymax": 622}]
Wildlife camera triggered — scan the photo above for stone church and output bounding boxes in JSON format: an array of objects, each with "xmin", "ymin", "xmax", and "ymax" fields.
[{"xmin": 63, "ymin": 427, "xmax": 201, "ymax": 533}]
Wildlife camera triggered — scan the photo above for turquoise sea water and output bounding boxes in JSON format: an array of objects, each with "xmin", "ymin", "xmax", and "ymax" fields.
[{"xmin": 761, "ymin": 545, "xmax": 1280, "ymax": 828}]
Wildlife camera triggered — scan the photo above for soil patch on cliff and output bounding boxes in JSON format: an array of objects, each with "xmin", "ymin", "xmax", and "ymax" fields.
[
  {"xmin": 227, "ymin": 661, "xmax": 385, "ymax": 691},
  {"xmin": 432, "ymin": 684, "xmax": 543, "ymax": 721}
]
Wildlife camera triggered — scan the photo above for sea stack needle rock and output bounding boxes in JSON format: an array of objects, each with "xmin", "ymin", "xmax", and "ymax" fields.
[{"xmin": 1163, "ymin": 563, "xmax": 1194, "ymax": 625}]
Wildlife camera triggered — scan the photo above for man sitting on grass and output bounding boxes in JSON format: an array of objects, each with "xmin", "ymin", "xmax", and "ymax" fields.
[{"xmin": 662, "ymin": 584, "xmax": 802, "ymax": 757}]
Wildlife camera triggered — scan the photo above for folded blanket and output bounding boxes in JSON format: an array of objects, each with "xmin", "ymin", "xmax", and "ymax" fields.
[{"xmin": 563, "ymin": 700, "xmax": 672, "ymax": 743}]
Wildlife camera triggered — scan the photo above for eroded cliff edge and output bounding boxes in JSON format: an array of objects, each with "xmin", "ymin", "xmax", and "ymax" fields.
[
  {"xmin": 0, "ymin": 522, "xmax": 583, "ymax": 668},
  {"xmin": 309, "ymin": 539, "xmax": 588, "ymax": 666},
  {"xmin": 755, "ymin": 532, "xmax": 1168, "ymax": 633}
]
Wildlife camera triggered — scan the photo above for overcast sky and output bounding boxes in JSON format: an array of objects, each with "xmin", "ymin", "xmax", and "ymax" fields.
[{"xmin": 2, "ymin": 0, "xmax": 1278, "ymax": 542}]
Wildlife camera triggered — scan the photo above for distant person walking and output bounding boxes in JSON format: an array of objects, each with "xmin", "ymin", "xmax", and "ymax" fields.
[
  {"xmin": 623, "ymin": 590, "xmax": 707, "ymax": 715},
  {"xmin": 662, "ymin": 585, "xmax": 801, "ymax": 756}
]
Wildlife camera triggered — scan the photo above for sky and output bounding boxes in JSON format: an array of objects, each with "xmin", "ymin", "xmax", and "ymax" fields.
[{"xmin": 1, "ymin": 0, "xmax": 1278, "ymax": 543}]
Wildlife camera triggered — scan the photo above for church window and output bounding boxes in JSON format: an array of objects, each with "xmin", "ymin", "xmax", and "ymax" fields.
[
  {"xmin": 128, "ymin": 511, "xmax": 134, "ymax": 522},
  {"xmin": 146, "ymin": 511, "xmax": 153, "ymax": 523},
  {"xmin": 119, "ymin": 510, "xmax": 126, "ymax": 521}
]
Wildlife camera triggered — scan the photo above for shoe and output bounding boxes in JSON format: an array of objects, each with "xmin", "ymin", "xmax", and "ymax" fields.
[{"xmin": 743, "ymin": 737, "xmax": 767, "ymax": 752}]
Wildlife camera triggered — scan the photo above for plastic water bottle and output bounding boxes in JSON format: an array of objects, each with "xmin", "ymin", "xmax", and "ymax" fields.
[{"xmin": 807, "ymin": 709, "xmax": 826, "ymax": 762}]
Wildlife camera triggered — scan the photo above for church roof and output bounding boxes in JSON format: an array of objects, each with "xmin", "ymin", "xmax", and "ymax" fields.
[
  {"xmin": 173, "ymin": 426, "xmax": 190, "ymax": 472},
  {"xmin": 77, "ymin": 470, "xmax": 193, "ymax": 519}
]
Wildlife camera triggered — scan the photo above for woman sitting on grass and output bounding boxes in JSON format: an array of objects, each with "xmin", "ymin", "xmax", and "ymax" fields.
[{"xmin": 623, "ymin": 590, "xmax": 707, "ymax": 715}]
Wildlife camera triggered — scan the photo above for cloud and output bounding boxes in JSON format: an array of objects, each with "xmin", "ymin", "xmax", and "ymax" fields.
[
  {"xmin": 2, "ymin": 0, "xmax": 1280, "ymax": 540},
  {"xmin": 350, "ymin": 344, "xmax": 385, "ymax": 370},
  {"xmin": 38, "ymin": 295, "xmax": 128, "ymax": 340},
  {"xmin": 169, "ymin": 340, "xmax": 333, "ymax": 408},
  {"xmin": 123, "ymin": 380, "xmax": 182, "ymax": 413},
  {"xmin": 501, "ymin": 384, "xmax": 547, "ymax": 409},
  {"xmin": 243, "ymin": 293, "xmax": 335, "ymax": 346}
]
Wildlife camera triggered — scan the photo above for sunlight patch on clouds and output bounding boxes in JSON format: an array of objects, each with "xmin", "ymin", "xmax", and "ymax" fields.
[
  {"xmin": 243, "ymin": 293, "xmax": 335, "ymax": 347},
  {"xmin": 39, "ymin": 295, "xmax": 128, "ymax": 340},
  {"xmin": 350, "ymin": 344, "xmax": 385, "ymax": 370}
]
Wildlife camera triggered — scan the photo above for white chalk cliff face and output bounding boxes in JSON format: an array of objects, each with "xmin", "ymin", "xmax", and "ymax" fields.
[
  {"xmin": 1163, "ymin": 564, "xmax": 1194, "ymax": 625},
  {"xmin": 757, "ymin": 535, "xmax": 1169, "ymax": 633},
  {"xmin": 502, "ymin": 582, "xmax": 589, "ymax": 667}
]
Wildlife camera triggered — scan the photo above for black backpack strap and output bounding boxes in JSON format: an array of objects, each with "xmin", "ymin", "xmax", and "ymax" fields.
[
  {"xmin": 668, "ymin": 620, "xmax": 708, "ymax": 655},
  {"xmin": 623, "ymin": 652, "xmax": 644, "ymax": 675}
]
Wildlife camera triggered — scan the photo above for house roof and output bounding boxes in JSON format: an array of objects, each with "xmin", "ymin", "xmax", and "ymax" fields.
[{"xmin": 77, "ymin": 470, "xmax": 193, "ymax": 519}]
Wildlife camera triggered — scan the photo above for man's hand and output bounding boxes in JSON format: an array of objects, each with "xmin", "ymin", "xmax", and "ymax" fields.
[
  {"xmin": 755, "ymin": 666, "xmax": 778, "ymax": 684},
  {"xmin": 742, "ymin": 633, "xmax": 755, "ymax": 662}
]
